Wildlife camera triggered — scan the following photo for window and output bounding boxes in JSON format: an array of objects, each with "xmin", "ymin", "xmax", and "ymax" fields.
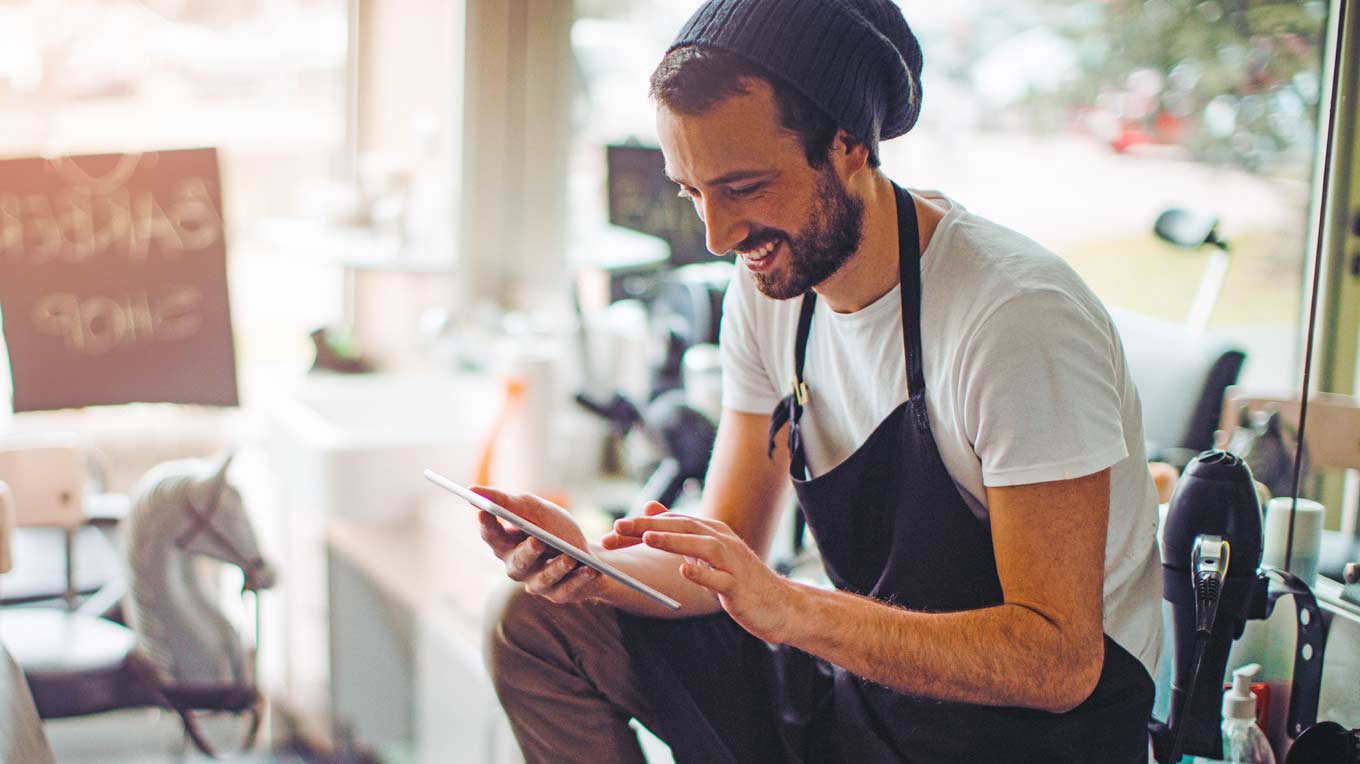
[
  {"xmin": 0, "ymin": 0, "xmax": 350, "ymax": 392},
  {"xmin": 568, "ymin": 0, "xmax": 1331, "ymax": 390}
]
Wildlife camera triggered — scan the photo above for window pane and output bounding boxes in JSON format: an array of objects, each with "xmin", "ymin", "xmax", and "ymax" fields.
[
  {"xmin": 880, "ymin": 0, "xmax": 1324, "ymax": 390},
  {"xmin": 570, "ymin": 0, "xmax": 1327, "ymax": 391},
  {"xmin": 0, "ymin": 0, "xmax": 350, "ymax": 375}
]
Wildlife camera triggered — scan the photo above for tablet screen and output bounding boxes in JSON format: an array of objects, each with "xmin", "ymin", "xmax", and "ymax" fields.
[{"xmin": 424, "ymin": 469, "xmax": 682, "ymax": 610}]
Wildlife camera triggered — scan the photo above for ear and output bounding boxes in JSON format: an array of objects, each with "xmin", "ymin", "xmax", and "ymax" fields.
[
  {"xmin": 829, "ymin": 129, "xmax": 871, "ymax": 180},
  {"xmin": 194, "ymin": 450, "xmax": 235, "ymax": 506}
]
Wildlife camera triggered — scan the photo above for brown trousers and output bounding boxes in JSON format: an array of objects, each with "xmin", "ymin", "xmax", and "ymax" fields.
[{"xmin": 484, "ymin": 584, "xmax": 666, "ymax": 764}]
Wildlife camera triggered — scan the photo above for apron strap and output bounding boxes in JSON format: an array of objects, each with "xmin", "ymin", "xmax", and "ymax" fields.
[
  {"xmin": 793, "ymin": 290, "xmax": 817, "ymax": 384},
  {"xmin": 892, "ymin": 183, "xmax": 930, "ymax": 432},
  {"xmin": 768, "ymin": 183, "xmax": 928, "ymax": 458},
  {"xmin": 769, "ymin": 293, "xmax": 818, "ymax": 475}
]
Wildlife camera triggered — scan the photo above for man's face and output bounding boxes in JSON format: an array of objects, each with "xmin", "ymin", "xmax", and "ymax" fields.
[{"xmin": 656, "ymin": 79, "xmax": 864, "ymax": 299}]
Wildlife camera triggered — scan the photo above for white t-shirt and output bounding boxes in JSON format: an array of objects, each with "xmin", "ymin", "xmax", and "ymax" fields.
[{"xmin": 720, "ymin": 190, "xmax": 1163, "ymax": 676}]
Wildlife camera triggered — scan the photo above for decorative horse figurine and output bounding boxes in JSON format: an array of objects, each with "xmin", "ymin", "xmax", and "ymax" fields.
[{"xmin": 124, "ymin": 452, "xmax": 277, "ymax": 756}]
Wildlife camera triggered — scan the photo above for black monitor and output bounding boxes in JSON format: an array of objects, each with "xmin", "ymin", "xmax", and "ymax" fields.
[{"xmin": 605, "ymin": 143, "xmax": 730, "ymax": 267}]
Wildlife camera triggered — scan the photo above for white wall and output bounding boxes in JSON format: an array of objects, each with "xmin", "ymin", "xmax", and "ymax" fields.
[{"xmin": 351, "ymin": 0, "xmax": 575, "ymax": 311}]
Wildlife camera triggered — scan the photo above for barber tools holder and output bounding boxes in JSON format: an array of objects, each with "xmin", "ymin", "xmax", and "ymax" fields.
[
  {"xmin": 1280, "ymin": 562, "xmax": 1360, "ymax": 764},
  {"xmin": 1151, "ymin": 451, "xmax": 1336, "ymax": 763}
]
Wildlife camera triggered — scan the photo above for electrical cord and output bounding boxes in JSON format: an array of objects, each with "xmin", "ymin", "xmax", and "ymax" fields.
[{"xmin": 1169, "ymin": 635, "xmax": 1212, "ymax": 764}]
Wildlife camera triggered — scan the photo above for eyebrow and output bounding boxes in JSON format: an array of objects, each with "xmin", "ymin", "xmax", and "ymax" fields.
[{"xmin": 665, "ymin": 168, "xmax": 780, "ymax": 187}]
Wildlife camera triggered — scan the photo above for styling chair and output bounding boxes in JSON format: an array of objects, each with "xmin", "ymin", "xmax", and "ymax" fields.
[
  {"xmin": 0, "ymin": 439, "xmax": 125, "ymax": 615},
  {"xmin": 1109, "ymin": 306, "xmax": 1246, "ymax": 469},
  {"xmin": 0, "ymin": 483, "xmax": 59, "ymax": 764},
  {"xmin": 0, "ymin": 437, "xmax": 161, "ymax": 720}
]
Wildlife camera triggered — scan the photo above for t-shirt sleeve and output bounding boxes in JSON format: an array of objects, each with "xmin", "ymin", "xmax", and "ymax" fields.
[
  {"xmin": 960, "ymin": 289, "xmax": 1129, "ymax": 487},
  {"xmin": 720, "ymin": 268, "xmax": 782, "ymax": 414}
]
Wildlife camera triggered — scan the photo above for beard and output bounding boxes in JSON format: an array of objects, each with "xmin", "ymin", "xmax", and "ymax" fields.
[{"xmin": 742, "ymin": 165, "xmax": 865, "ymax": 300}]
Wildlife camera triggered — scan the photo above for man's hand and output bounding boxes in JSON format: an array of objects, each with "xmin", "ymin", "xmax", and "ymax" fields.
[
  {"xmin": 473, "ymin": 486, "xmax": 604, "ymax": 604},
  {"xmin": 611, "ymin": 511, "xmax": 800, "ymax": 642},
  {"xmin": 599, "ymin": 501, "xmax": 670, "ymax": 549}
]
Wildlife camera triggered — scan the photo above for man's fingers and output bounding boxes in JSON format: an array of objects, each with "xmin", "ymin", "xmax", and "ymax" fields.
[
  {"xmin": 615, "ymin": 513, "xmax": 722, "ymax": 538},
  {"xmin": 680, "ymin": 561, "xmax": 735, "ymax": 594},
  {"xmin": 642, "ymin": 531, "xmax": 728, "ymax": 569},
  {"xmin": 504, "ymin": 537, "xmax": 554, "ymax": 580},
  {"xmin": 599, "ymin": 531, "xmax": 645, "ymax": 550},
  {"xmin": 603, "ymin": 502, "xmax": 673, "ymax": 545},
  {"xmin": 479, "ymin": 510, "xmax": 524, "ymax": 553},
  {"xmin": 547, "ymin": 565, "xmax": 601, "ymax": 601},
  {"xmin": 524, "ymin": 554, "xmax": 584, "ymax": 596},
  {"xmin": 470, "ymin": 485, "xmax": 514, "ymax": 505}
]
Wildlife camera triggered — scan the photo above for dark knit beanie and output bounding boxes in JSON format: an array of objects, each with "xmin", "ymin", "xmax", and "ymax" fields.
[{"xmin": 669, "ymin": 0, "xmax": 924, "ymax": 156}]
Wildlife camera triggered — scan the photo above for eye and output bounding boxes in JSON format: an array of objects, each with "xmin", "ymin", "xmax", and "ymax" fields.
[
  {"xmin": 676, "ymin": 185, "xmax": 697, "ymax": 202},
  {"xmin": 727, "ymin": 183, "xmax": 763, "ymax": 198}
]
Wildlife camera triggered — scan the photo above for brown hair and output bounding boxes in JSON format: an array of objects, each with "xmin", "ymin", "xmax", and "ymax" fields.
[{"xmin": 649, "ymin": 45, "xmax": 879, "ymax": 168}]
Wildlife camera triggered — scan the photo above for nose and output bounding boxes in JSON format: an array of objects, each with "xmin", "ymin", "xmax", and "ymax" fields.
[
  {"xmin": 699, "ymin": 197, "xmax": 747, "ymax": 256},
  {"xmin": 244, "ymin": 559, "xmax": 277, "ymax": 591}
]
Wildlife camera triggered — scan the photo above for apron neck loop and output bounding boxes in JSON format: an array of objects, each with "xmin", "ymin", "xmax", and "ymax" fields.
[{"xmin": 892, "ymin": 183, "xmax": 929, "ymax": 426}]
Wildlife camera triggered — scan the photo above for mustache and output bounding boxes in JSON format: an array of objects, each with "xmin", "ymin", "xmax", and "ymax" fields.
[{"xmin": 732, "ymin": 229, "xmax": 788, "ymax": 254}]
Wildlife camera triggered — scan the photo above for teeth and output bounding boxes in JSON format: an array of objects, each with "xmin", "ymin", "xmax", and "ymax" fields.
[{"xmin": 741, "ymin": 240, "xmax": 777, "ymax": 261}]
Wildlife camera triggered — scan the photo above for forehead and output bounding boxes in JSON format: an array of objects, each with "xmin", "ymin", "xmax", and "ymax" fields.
[{"xmin": 655, "ymin": 78, "xmax": 806, "ymax": 184}]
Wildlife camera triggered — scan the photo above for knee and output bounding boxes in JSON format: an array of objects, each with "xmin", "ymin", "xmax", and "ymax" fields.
[
  {"xmin": 481, "ymin": 583, "xmax": 618, "ymax": 691},
  {"xmin": 484, "ymin": 583, "xmax": 540, "ymax": 677}
]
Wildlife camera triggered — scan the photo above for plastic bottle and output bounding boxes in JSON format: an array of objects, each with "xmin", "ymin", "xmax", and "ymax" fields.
[{"xmin": 1221, "ymin": 663, "xmax": 1276, "ymax": 763}]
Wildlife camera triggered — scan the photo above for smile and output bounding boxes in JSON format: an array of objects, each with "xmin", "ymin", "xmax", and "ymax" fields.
[{"xmin": 738, "ymin": 239, "xmax": 781, "ymax": 269}]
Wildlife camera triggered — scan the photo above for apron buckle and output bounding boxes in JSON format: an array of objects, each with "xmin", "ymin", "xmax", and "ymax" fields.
[{"xmin": 791, "ymin": 378, "xmax": 809, "ymax": 406}]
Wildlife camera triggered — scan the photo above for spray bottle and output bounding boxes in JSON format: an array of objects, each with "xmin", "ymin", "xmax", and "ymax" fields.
[{"xmin": 1221, "ymin": 663, "xmax": 1275, "ymax": 763}]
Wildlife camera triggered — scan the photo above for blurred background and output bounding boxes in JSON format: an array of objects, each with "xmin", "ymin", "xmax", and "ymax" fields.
[{"xmin": 0, "ymin": 1, "xmax": 1357, "ymax": 762}]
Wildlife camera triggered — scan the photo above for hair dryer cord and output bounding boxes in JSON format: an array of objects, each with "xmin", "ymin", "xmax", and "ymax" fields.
[{"xmin": 1168, "ymin": 635, "xmax": 1212, "ymax": 764}]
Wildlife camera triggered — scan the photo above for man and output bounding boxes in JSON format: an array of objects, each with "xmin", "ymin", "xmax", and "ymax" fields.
[{"xmin": 478, "ymin": 0, "xmax": 1163, "ymax": 761}]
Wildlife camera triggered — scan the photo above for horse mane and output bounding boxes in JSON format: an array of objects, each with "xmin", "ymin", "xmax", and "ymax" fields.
[{"xmin": 124, "ymin": 459, "xmax": 213, "ymax": 680}]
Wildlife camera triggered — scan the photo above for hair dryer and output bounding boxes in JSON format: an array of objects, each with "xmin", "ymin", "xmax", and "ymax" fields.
[{"xmin": 1156, "ymin": 451, "xmax": 1267, "ymax": 762}]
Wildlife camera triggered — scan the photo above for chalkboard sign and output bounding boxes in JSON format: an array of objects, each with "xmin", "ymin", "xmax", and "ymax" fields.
[
  {"xmin": 606, "ymin": 143, "xmax": 726, "ymax": 267},
  {"xmin": 0, "ymin": 148, "xmax": 239, "ymax": 412}
]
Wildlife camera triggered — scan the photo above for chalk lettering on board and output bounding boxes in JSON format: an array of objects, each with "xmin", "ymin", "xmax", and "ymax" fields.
[
  {"xmin": 82, "ymin": 296, "xmax": 126, "ymax": 354},
  {"xmin": 0, "ymin": 194, "xmax": 19, "ymax": 261},
  {"xmin": 0, "ymin": 182, "xmax": 221, "ymax": 265},
  {"xmin": 170, "ymin": 178, "xmax": 223, "ymax": 252},
  {"xmin": 0, "ymin": 148, "xmax": 238, "ymax": 410},
  {"xmin": 132, "ymin": 191, "xmax": 177, "ymax": 260},
  {"xmin": 154, "ymin": 285, "xmax": 204, "ymax": 341},
  {"xmin": 31, "ymin": 293, "xmax": 83, "ymax": 351},
  {"xmin": 94, "ymin": 188, "xmax": 133, "ymax": 255},
  {"xmin": 23, "ymin": 195, "xmax": 63, "ymax": 263},
  {"xmin": 31, "ymin": 286, "xmax": 204, "ymax": 355},
  {"xmin": 50, "ymin": 153, "xmax": 144, "ymax": 196}
]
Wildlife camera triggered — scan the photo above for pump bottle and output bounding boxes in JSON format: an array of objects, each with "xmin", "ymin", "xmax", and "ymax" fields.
[{"xmin": 1221, "ymin": 663, "xmax": 1276, "ymax": 764}]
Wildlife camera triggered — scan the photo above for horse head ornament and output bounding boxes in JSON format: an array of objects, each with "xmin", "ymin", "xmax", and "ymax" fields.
[{"xmin": 125, "ymin": 451, "xmax": 277, "ymax": 756}]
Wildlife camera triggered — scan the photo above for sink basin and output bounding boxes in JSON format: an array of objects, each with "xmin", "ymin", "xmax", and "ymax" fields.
[
  {"xmin": 261, "ymin": 372, "xmax": 502, "ymax": 726},
  {"xmin": 267, "ymin": 372, "xmax": 500, "ymax": 522}
]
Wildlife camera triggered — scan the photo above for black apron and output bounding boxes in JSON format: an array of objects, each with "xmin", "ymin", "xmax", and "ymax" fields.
[{"xmin": 621, "ymin": 184, "xmax": 1153, "ymax": 763}]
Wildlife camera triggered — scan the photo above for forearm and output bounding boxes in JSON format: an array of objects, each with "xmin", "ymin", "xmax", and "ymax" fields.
[
  {"xmin": 589, "ymin": 542, "xmax": 723, "ymax": 618},
  {"xmin": 780, "ymin": 582, "xmax": 1103, "ymax": 713}
]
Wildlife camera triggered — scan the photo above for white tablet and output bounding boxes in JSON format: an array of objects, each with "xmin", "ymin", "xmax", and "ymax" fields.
[{"xmin": 423, "ymin": 469, "xmax": 682, "ymax": 610}]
